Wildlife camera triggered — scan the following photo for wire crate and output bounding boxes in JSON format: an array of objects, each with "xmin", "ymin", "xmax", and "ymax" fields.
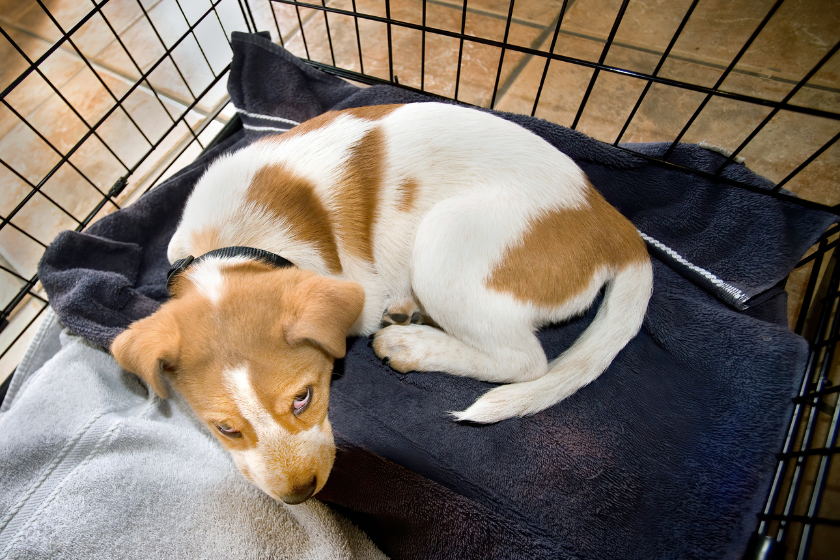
[{"xmin": 0, "ymin": 0, "xmax": 838, "ymax": 558}]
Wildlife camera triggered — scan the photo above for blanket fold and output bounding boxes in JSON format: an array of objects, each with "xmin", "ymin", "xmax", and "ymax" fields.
[{"xmin": 30, "ymin": 32, "xmax": 837, "ymax": 559}]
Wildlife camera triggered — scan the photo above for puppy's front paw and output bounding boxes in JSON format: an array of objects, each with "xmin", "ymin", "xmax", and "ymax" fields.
[{"xmin": 372, "ymin": 324, "xmax": 439, "ymax": 373}]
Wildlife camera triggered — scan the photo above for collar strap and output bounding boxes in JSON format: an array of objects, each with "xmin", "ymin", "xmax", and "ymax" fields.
[{"xmin": 167, "ymin": 246, "xmax": 295, "ymax": 292}]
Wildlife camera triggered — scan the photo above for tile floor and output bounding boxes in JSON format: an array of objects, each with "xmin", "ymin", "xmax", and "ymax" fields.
[{"xmin": 0, "ymin": 0, "xmax": 838, "ymax": 554}]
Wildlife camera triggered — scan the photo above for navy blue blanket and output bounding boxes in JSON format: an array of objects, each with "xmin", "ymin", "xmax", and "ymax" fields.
[{"xmin": 38, "ymin": 32, "xmax": 837, "ymax": 559}]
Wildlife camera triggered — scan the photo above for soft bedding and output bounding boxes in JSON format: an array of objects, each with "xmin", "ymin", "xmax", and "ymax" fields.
[
  {"xmin": 0, "ymin": 310, "xmax": 385, "ymax": 560},
  {"xmin": 15, "ymin": 31, "xmax": 839, "ymax": 559}
]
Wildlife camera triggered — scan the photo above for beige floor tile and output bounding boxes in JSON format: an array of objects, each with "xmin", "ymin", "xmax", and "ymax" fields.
[
  {"xmin": 0, "ymin": 116, "xmax": 61, "ymax": 187},
  {"xmin": 0, "ymin": 164, "xmax": 33, "ymax": 219},
  {"xmin": 285, "ymin": 0, "xmax": 547, "ymax": 107},
  {"xmin": 0, "ymin": 267, "xmax": 24, "ymax": 311}
]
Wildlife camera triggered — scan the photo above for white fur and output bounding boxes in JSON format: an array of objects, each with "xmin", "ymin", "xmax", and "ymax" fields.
[
  {"xmin": 172, "ymin": 102, "xmax": 653, "ymax": 423},
  {"xmin": 224, "ymin": 365, "xmax": 332, "ymax": 500},
  {"xmin": 186, "ymin": 256, "xmax": 251, "ymax": 304}
]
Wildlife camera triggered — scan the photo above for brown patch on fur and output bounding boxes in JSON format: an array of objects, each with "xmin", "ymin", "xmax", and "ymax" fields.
[
  {"xmin": 246, "ymin": 164, "xmax": 343, "ymax": 274},
  {"xmin": 189, "ymin": 228, "xmax": 222, "ymax": 257},
  {"xmin": 486, "ymin": 182, "xmax": 648, "ymax": 307},
  {"xmin": 396, "ymin": 177, "xmax": 419, "ymax": 212},
  {"xmin": 332, "ymin": 127, "xmax": 384, "ymax": 262},
  {"xmin": 264, "ymin": 104, "xmax": 404, "ymax": 142}
]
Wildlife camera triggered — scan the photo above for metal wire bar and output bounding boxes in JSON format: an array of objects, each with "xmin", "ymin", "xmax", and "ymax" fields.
[
  {"xmin": 421, "ymin": 0, "xmax": 426, "ymax": 90},
  {"xmin": 489, "ymin": 0, "xmax": 516, "ymax": 110},
  {"xmin": 778, "ymin": 445, "xmax": 840, "ymax": 460},
  {"xmin": 612, "ymin": 144, "xmax": 838, "ymax": 215},
  {"xmin": 570, "ymin": 0, "xmax": 630, "ymax": 130},
  {"xmin": 760, "ymin": 513, "xmax": 840, "ymax": 528},
  {"xmin": 0, "ymin": 266, "xmax": 47, "ymax": 305},
  {"xmin": 0, "ymin": 99, "xmax": 118, "ymax": 220},
  {"xmin": 0, "ymin": 0, "xmax": 232, "ymax": 239},
  {"xmin": 32, "ymin": 0, "xmax": 144, "ymax": 170},
  {"xmin": 174, "ymin": 0, "xmax": 218, "ymax": 79},
  {"xmin": 532, "ymin": 1, "xmax": 568, "ymax": 117},
  {"xmin": 385, "ymin": 0, "xmax": 393, "ymax": 83},
  {"xmin": 0, "ymin": 301, "xmax": 47, "ymax": 362},
  {"xmin": 768, "ymin": 257, "xmax": 840, "ymax": 546},
  {"xmin": 795, "ymin": 238, "xmax": 828, "ymax": 335},
  {"xmin": 0, "ymin": 217, "xmax": 51, "ymax": 250},
  {"xmin": 351, "ymin": 0, "xmax": 364, "ymax": 74},
  {"xmin": 663, "ymin": 0, "xmax": 786, "ymax": 158},
  {"xmin": 0, "ymin": 159, "xmax": 84, "ymax": 227},
  {"xmin": 293, "ymin": 0, "xmax": 311, "ymax": 60},
  {"xmin": 95, "ymin": 0, "xmax": 182, "ymax": 133},
  {"xmin": 275, "ymin": 0, "xmax": 840, "ymax": 122},
  {"xmin": 268, "ymin": 0, "xmax": 285, "ymax": 46},
  {"xmin": 319, "ymin": 0, "xmax": 336, "ymax": 67},
  {"xmin": 714, "ymin": 39, "xmax": 840, "ymax": 176},
  {"xmin": 242, "ymin": 0, "xmax": 259, "ymax": 32},
  {"xmin": 796, "ymin": 240, "xmax": 839, "ymax": 269},
  {"xmin": 126, "ymin": 95, "xmax": 235, "ymax": 203},
  {"xmin": 135, "ymin": 0, "xmax": 204, "ymax": 149},
  {"xmin": 0, "ymin": 273, "xmax": 42, "ymax": 336},
  {"xmin": 774, "ymin": 129, "xmax": 840, "ymax": 192},
  {"xmin": 613, "ymin": 0, "xmax": 700, "ymax": 145},
  {"xmin": 91, "ymin": 66, "xmax": 234, "ymax": 199},
  {"xmin": 0, "ymin": 63, "xmax": 235, "ymax": 330},
  {"xmin": 0, "ymin": 0, "xmax": 109, "ymax": 101},
  {"xmin": 236, "ymin": 0, "xmax": 255, "ymax": 32},
  {"xmin": 797, "ymin": 274, "xmax": 840, "ymax": 559},
  {"xmin": 453, "ymin": 0, "xmax": 468, "ymax": 100}
]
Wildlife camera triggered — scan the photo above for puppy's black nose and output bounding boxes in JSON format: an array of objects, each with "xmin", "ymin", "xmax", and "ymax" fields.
[{"xmin": 280, "ymin": 477, "xmax": 317, "ymax": 505}]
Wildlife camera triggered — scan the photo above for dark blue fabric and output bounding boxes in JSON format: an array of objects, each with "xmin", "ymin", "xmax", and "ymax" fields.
[{"xmin": 38, "ymin": 32, "xmax": 836, "ymax": 559}]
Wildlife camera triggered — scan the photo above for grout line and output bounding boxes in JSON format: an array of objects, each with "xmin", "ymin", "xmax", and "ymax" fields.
[
  {"xmin": 425, "ymin": 0, "xmax": 840, "ymax": 98},
  {"xmin": 424, "ymin": 0, "xmax": 545, "ymax": 30}
]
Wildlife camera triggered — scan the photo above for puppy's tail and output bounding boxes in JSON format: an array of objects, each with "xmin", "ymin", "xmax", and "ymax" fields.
[{"xmin": 452, "ymin": 259, "xmax": 653, "ymax": 424}]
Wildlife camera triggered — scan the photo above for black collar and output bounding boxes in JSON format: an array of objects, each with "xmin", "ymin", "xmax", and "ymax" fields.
[{"xmin": 167, "ymin": 246, "xmax": 295, "ymax": 292}]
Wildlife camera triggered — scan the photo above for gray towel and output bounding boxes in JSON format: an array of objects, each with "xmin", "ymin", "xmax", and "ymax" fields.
[{"xmin": 0, "ymin": 310, "xmax": 386, "ymax": 560}]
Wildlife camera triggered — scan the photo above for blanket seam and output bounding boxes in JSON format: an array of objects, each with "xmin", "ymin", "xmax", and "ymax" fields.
[
  {"xmin": 0, "ymin": 398, "xmax": 157, "ymax": 555},
  {"xmin": 637, "ymin": 230, "xmax": 749, "ymax": 306}
]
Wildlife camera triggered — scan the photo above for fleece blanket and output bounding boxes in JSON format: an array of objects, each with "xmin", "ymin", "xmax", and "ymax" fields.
[
  {"xmin": 0, "ymin": 310, "xmax": 385, "ymax": 560},
  {"xmin": 31, "ymin": 31, "xmax": 838, "ymax": 559}
]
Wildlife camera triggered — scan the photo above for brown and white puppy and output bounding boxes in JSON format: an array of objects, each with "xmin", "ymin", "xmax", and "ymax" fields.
[{"xmin": 112, "ymin": 102, "xmax": 652, "ymax": 503}]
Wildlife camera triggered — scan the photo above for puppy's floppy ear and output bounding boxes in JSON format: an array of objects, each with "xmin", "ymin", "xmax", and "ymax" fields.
[
  {"xmin": 111, "ymin": 307, "xmax": 180, "ymax": 399},
  {"xmin": 284, "ymin": 275, "xmax": 365, "ymax": 359}
]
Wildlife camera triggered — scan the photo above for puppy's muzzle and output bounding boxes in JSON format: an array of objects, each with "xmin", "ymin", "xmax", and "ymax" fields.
[{"xmin": 280, "ymin": 476, "xmax": 318, "ymax": 505}]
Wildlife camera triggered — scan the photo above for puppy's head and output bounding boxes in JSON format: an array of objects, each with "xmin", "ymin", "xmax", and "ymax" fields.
[{"xmin": 111, "ymin": 260, "xmax": 364, "ymax": 504}]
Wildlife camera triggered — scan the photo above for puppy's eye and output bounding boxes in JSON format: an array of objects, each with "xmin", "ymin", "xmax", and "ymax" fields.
[
  {"xmin": 216, "ymin": 423, "xmax": 242, "ymax": 438},
  {"xmin": 292, "ymin": 387, "xmax": 311, "ymax": 417}
]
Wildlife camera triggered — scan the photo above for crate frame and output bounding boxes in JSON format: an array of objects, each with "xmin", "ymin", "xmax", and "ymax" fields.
[{"xmin": 1, "ymin": 0, "xmax": 839, "ymax": 558}]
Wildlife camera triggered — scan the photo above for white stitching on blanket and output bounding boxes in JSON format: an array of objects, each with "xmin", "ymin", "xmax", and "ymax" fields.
[
  {"xmin": 243, "ymin": 123, "xmax": 292, "ymax": 133},
  {"xmin": 637, "ymin": 230, "xmax": 749, "ymax": 305},
  {"xmin": 234, "ymin": 106, "xmax": 300, "ymax": 126}
]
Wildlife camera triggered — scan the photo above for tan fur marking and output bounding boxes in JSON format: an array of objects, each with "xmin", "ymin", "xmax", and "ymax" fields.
[
  {"xmin": 262, "ymin": 104, "xmax": 405, "ymax": 143},
  {"xmin": 333, "ymin": 127, "xmax": 384, "ymax": 262},
  {"xmin": 188, "ymin": 228, "xmax": 222, "ymax": 257},
  {"xmin": 486, "ymin": 182, "xmax": 648, "ymax": 307},
  {"xmin": 246, "ymin": 165, "xmax": 343, "ymax": 274},
  {"xmin": 397, "ymin": 178, "xmax": 419, "ymax": 212}
]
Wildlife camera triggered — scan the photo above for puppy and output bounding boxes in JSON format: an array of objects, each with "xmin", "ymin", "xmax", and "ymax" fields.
[{"xmin": 112, "ymin": 102, "xmax": 652, "ymax": 503}]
